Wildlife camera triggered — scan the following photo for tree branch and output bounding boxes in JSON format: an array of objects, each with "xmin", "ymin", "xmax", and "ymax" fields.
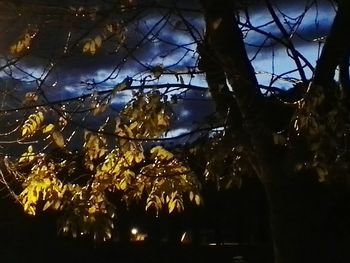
[
  {"xmin": 313, "ymin": 1, "xmax": 350, "ymax": 88},
  {"xmin": 200, "ymin": 1, "xmax": 285, "ymax": 187},
  {"xmin": 265, "ymin": 0, "xmax": 307, "ymax": 83}
]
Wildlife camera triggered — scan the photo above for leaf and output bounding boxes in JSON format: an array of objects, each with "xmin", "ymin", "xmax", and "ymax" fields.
[
  {"xmin": 10, "ymin": 33, "xmax": 33, "ymax": 55},
  {"xmin": 83, "ymin": 40, "xmax": 96, "ymax": 55},
  {"xmin": 24, "ymin": 92, "xmax": 39, "ymax": 105},
  {"xmin": 94, "ymin": 35, "xmax": 102, "ymax": 48},
  {"xmin": 43, "ymin": 200, "xmax": 53, "ymax": 211},
  {"xmin": 168, "ymin": 199, "xmax": 176, "ymax": 213},
  {"xmin": 150, "ymin": 146, "xmax": 173, "ymax": 161},
  {"xmin": 189, "ymin": 191, "xmax": 194, "ymax": 201},
  {"xmin": 92, "ymin": 103, "xmax": 108, "ymax": 116},
  {"xmin": 195, "ymin": 194, "xmax": 201, "ymax": 205},
  {"xmin": 106, "ymin": 24, "xmax": 114, "ymax": 33},
  {"xmin": 83, "ymin": 36, "xmax": 103, "ymax": 55},
  {"xmin": 43, "ymin": 124, "xmax": 55, "ymax": 134},
  {"xmin": 273, "ymin": 133, "xmax": 286, "ymax": 145},
  {"xmin": 119, "ymin": 179, "xmax": 127, "ymax": 190},
  {"xmin": 18, "ymin": 145, "xmax": 36, "ymax": 163},
  {"xmin": 157, "ymin": 114, "xmax": 169, "ymax": 127},
  {"xmin": 22, "ymin": 112, "xmax": 44, "ymax": 137},
  {"xmin": 52, "ymin": 131, "xmax": 65, "ymax": 148},
  {"xmin": 145, "ymin": 200, "xmax": 155, "ymax": 211}
]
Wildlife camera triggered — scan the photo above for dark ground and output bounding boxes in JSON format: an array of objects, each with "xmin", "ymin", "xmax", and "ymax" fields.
[{"xmin": 0, "ymin": 176, "xmax": 273, "ymax": 263}]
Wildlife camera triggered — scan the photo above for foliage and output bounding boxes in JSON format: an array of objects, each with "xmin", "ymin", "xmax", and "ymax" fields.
[
  {"xmin": 2, "ymin": 88, "xmax": 201, "ymax": 241},
  {"xmin": 0, "ymin": 0, "xmax": 349, "ymax": 253}
]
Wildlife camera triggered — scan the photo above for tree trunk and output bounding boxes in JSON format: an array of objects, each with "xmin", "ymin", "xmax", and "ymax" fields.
[
  {"xmin": 266, "ymin": 176, "xmax": 335, "ymax": 263},
  {"xmin": 313, "ymin": 1, "xmax": 350, "ymax": 88}
]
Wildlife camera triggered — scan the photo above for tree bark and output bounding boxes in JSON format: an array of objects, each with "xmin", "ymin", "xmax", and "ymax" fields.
[
  {"xmin": 267, "ymin": 177, "xmax": 335, "ymax": 263},
  {"xmin": 313, "ymin": 1, "xmax": 350, "ymax": 88}
]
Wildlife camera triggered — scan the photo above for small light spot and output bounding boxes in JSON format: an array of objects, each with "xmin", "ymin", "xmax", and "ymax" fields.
[{"xmin": 131, "ymin": 227, "xmax": 138, "ymax": 235}]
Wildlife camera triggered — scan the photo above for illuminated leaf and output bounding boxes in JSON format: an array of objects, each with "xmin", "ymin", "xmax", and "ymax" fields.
[
  {"xmin": 18, "ymin": 145, "xmax": 36, "ymax": 164},
  {"xmin": 106, "ymin": 24, "xmax": 114, "ymax": 33},
  {"xmin": 157, "ymin": 114, "xmax": 169, "ymax": 128},
  {"xmin": 189, "ymin": 191, "xmax": 194, "ymax": 201},
  {"xmin": 92, "ymin": 103, "xmax": 108, "ymax": 116},
  {"xmin": 43, "ymin": 124, "xmax": 55, "ymax": 134},
  {"xmin": 168, "ymin": 199, "xmax": 176, "ymax": 213},
  {"xmin": 84, "ymin": 132, "xmax": 108, "ymax": 161},
  {"xmin": 23, "ymin": 92, "xmax": 39, "ymax": 105},
  {"xmin": 52, "ymin": 131, "xmax": 65, "ymax": 148},
  {"xmin": 10, "ymin": 32, "xmax": 35, "ymax": 55},
  {"xmin": 18, "ymin": 162, "xmax": 64, "ymax": 215},
  {"xmin": 83, "ymin": 36, "xmax": 103, "ymax": 55},
  {"xmin": 21, "ymin": 111, "xmax": 44, "ymax": 138},
  {"xmin": 150, "ymin": 146, "xmax": 173, "ymax": 161},
  {"xmin": 94, "ymin": 35, "xmax": 102, "ymax": 48},
  {"xmin": 195, "ymin": 194, "xmax": 201, "ymax": 205}
]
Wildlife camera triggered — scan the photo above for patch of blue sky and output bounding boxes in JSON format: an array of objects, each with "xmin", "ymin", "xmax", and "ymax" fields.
[
  {"xmin": 244, "ymin": 1, "xmax": 335, "ymax": 89},
  {"xmin": 252, "ymin": 42, "xmax": 322, "ymax": 88}
]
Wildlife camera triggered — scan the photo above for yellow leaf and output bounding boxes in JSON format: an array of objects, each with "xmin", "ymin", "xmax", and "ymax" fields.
[
  {"xmin": 189, "ymin": 191, "xmax": 194, "ymax": 201},
  {"xmin": 94, "ymin": 35, "xmax": 102, "ymax": 48},
  {"xmin": 83, "ymin": 41, "xmax": 91, "ymax": 53},
  {"xmin": 134, "ymin": 151, "xmax": 144, "ymax": 163},
  {"xmin": 129, "ymin": 121, "xmax": 138, "ymax": 131},
  {"xmin": 150, "ymin": 146, "xmax": 173, "ymax": 161},
  {"xmin": 52, "ymin": 131, "xmax": 65, "ymax": 148},
  {"xmin": 157, "ymin": 114, "xmax": 169, "ymax": 127},
  {"xmin": 18, "ymin": 145, "xmax": 36, "ymax": 163},
  {"xmin": 53, "ymin": 200, "xmax": 61, "ymax": 210},
  {"xmin": 23, "ymin": 33, "xmax": 31, "ymax": 46},
  {"xmin": 195, "ymin": 194, "xmax": 201, "ymax": 205},
  {"xmin": 168, "ymin": 199, "xmax": 176, "ymax": 213},
  {"xmin": 24, "ymin": 92, "xmax": 39, "ymax": 105},
  {"xmin": 145, "ymin": 200, "xmax": 155, "ymax": 211},
  {"xmin": 88, "ymin": 206, "xmax": 96, "ymax": 214},
  {"xmin": 106, "ymin": 24, "xmax": 113, "ymax": 33},
  {"xmin": 43, "ymin": 124, "xmax": 55, "ymax": 134},
  {"xmin": 92, "ymin": 103, "xmax": 108, "ymax": 116},
  {"xmin": 21, "ymin": 112, "xmax": 44, "ymax": 137},
  {"xmin": 90, "ymin": 41, "xmax": 96, "ymax": 54},
  {"xmin": 155, "ymin": 195, "xmax": 162, "ymax": 210},
  {"xmin": 124, "ymin": 150, "xmax": 134, "ymax": 164},
  {"xmin": 43, "ymin": 200, "xmax": 53, "ymax": 211},
  {"xmin": 119, "ymin": 179, "xmax": 127, "ymax": 190}
]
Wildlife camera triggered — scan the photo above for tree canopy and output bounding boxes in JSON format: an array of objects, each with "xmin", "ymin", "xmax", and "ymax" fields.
[{"xmin": 0, "ymin": 1, "xmax": 350, "ymax": 262}]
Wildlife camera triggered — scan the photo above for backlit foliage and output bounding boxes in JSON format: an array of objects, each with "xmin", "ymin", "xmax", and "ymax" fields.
[
  {"xmin": 287, "ymin": 85, "xmax": 350, "ymax": 183},
  {"xmin": 116, "ymin": 91, "xmax": 172, "ymax": 139},
  {"xmin": 21, "ymin": 112, "xmax": 44, "ymax": 138},
  {"xmin": 82, "ymin": 22, "xmax": 127, "ymax": 55},
  {"xmin": 10, "ymin": 28, "xmax": 38, "ymax": 55},
  {"xmin": 18, "ymin": 155, "xmax": 64, "ymax": 215},
  {"xmin": 3, "ymin": 88, "xmax": 201, "ymax": 241}
]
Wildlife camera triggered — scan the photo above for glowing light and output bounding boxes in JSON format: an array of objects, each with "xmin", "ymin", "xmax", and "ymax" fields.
[{"xmin": 131, "ymin": 227, "xmax": 138, "ymax": 235}]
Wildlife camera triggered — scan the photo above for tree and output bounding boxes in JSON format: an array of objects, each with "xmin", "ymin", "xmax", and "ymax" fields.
[
  {"xmin": 199, "ymin": 0, "xmax": 350, "ymax": 262},
  {"xmin": 0, "ymin": 0, "xmax": 349, "ymax": 262}
]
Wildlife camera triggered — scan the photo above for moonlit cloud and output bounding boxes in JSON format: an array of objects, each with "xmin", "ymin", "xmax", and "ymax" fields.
[{"xmin": 0, "ymin": 0, "xmax": 337, "ymax": 140}]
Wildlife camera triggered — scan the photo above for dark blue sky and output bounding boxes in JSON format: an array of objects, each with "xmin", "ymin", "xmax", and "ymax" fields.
[{"xmin": 0, "ymin": 0, "xmax": 336, "ymax": 141}]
